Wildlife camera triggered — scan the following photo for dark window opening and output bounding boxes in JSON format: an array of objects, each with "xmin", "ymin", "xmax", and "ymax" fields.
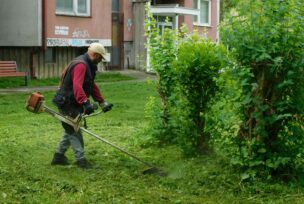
[
  {"xmin": 112, "ymin": 0, "xmax": 119, "ymax": 12},
  {"xmin": 45, "ymin": 48, "xmax": 56, "ymax": 63}
]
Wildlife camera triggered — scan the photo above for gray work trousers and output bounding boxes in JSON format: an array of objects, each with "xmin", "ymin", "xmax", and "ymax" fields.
[
  {"xmin": 56, "ymin": 130, "xmax": 85, "ymax": 161},
  {"xmin": 55, "ymin": 100, "xmax": 85, "ymax": 161}
]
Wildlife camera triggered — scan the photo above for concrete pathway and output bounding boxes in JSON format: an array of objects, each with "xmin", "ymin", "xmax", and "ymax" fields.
[
  {"xmin": 115, "ymin": 69, "xmax": 156, "ymax": 80},
  {"xmin": 0, "ymin": 70, "xmax": 156, "ymax": 94}
]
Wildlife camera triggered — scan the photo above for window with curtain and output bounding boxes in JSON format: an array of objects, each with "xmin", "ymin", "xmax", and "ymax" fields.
[
  {"xmin": 77, "ymin": 0, "xmax": 87, "ymax": 14},
  {"xmin": 193, "ymin": 0, "xmax": 211, "ymax": 25},
  {"xmin": 56, "ymin": 0, "xmax": 73, "ymax": 13},
  {"xmin": 112, "ymin": 0, "xmax": 119, "ymax": 12},
  {"xmin": 56, "ymin": 0, "xmax": 90, "ymax": 16}
]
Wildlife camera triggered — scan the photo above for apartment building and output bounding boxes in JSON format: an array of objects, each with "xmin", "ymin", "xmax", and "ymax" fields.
[{"xmin": 0, "ymin": 0, "xmax": 220, "ymax": 78}]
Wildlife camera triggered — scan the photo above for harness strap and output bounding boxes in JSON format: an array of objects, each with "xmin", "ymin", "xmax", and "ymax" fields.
[{"xmin": 59, "ymin": 60, "xmax": 87, "ymax": 87}]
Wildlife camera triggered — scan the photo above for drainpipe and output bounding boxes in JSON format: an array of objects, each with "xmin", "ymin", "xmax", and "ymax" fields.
[
  {"xmin": 30, "ymin": 0, "xmax": 46, "ymax": 78},
  {"xmin": 42, "ymin": 0, "xmax": 47, "ymax": 51},
  {"xmin": 217, "ymin": 0, "xmax": 220, "ymax": 44},
  {"xmin": 30, "ymin": 50, "xmax": 36, "ymax": 79}
]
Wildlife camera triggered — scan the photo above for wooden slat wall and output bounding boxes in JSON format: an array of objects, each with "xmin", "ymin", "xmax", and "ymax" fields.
[
  {"xmin": 35, "ymin": 47, "xmax": 77, "ymax": 79},
  {"xmin": 0, "ymin": 47, "xmax": 78, "ymax": 79},
  {"xmin": 0, "ymin": 47, "xmax": 31, "ymax": 73},
  {"xmin": 133, "ymin": 1, "xmax": 147, "ymax": 71}
]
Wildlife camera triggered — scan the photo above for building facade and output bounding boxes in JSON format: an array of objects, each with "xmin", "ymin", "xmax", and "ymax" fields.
[{"xmin": 0, "ymin": 0, "xmax": 220, "ymax": 78}]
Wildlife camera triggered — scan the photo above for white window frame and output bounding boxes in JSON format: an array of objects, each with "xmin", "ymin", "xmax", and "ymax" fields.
[
  {"xmin": 193, "ymin": 0, "xmax": 211, "ymax": 27},
  {"xmin": 157, "ymin": 21, "xmax": 174, "ymax": 35},
  {"xmin": 56, "ymin": 0, "xmax": 91, "ymax": 17}
]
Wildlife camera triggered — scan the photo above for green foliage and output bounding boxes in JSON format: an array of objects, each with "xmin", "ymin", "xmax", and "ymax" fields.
[
  {"xmin": 208, "ymin": 63, "xmax": 245, "ymax": 157},
  {"xmin": 220, "ymin": 0, "xmax": 240, "ymax": 21},
  {"xmin": 144, "ymin": 95, "xmax": 176, "ymax": 144},
  {"xmin": 145, "ymin": 5, "xmax": 226, "ymax": 155},
  {"xmin": 144, "ymin": 5, "xmax": 181, "ymax": 143},
  {"xmin": 174, "ymin": 34, "xmax": 226, "ymax": 155},
  {"xmin": 219, "ymin": 0, "xmax": 304, "ymax": 178}
]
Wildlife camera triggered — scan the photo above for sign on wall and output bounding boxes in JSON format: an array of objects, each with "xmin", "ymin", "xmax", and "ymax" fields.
[
  {"xmin": 50, "ymin": 25, "xmax": 111, "ymax": 47},
  {"xmin": 55, "ymin": 26, "xmax": 69, "ymax": 36},
  {"xmin": 47, "ymin": 38, "xmax": 111, "ymax": 47}
]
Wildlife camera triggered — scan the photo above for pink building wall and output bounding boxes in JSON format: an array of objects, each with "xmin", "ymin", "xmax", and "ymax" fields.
[
  {"xmin": 193, "ymin": 0, "xmax": 219, "ymax": 42},
  {"xmin": 122, "ymin": 0, "xmax": 134, "ymax": 42},
  {"xmin": 45, "ymin": 0, "xmax": 112, "ymax": 46},
  {"xmin": 148, "ymin": 0, "xmax": 219, "ymax": 41},
  {"xmin": 121, "ymin": 0, "xmax": 220, "ymax": 70},
  {"xmin": 180, "ymin": 0, "xmax": 194, "ymax": 32},
  {"xmin": 121, "ymin": 0, "xmax": 219, "ymax": 43}
]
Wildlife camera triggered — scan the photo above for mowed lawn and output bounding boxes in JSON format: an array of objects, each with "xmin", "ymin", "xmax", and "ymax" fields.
[{"xmin": 1, "ymin": 78, "xmax": 304, "ymax": 203}]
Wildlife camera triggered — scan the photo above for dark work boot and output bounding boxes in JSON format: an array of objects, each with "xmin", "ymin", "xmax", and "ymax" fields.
[
  {"xmin": 76, "ymin": 158, "xmax": 92, "ymax": 169},
  {"xmin": 51, "ymin": 153, "xmax": 69, "ymax": 165}
]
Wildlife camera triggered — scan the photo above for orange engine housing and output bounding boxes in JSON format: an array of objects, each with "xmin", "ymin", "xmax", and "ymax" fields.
[{"xmin": 26, "ymin": 92, "xmax": 45, "ymax": 113}]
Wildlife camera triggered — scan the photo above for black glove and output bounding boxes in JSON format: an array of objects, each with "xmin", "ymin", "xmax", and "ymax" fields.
[
  {"xmin": 83, "ymin": 100, "xmax": 94, "ymax": 115},
  {"xmin": 100, "ymin": 101, "xmax": 113, "ymax": 113}
]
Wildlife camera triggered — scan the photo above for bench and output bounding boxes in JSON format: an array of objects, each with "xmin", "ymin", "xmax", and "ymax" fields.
[{"xmin": 0, "ymin": 61, "xmax": 29, "ymax": 86}]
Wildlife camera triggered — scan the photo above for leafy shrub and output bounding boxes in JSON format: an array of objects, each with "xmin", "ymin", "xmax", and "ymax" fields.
[
  {"xmin": 174, "ymin": 34, "xmax": 226, "ymax": 155},
  {"xmin": 219, "ymin": 0, "xmax": 304, "ymax": 178},
  {"xmin": 145, "ymin": 5, "xmax": 226, "ymax": 155},
  {"xmin": 144, "ymin": 6, "xmax": 181, "ymax": 143}
]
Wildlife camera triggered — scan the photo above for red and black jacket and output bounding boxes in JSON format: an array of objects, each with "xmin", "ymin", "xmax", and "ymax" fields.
[{"xmin": 57, "ymin": 53, "xmax": 104, "ymax": 107}]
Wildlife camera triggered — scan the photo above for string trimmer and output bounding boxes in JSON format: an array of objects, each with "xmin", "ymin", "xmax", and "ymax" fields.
[{"xmin": 26, "ymin": 92, "xmax": 166, "ymax": 176}]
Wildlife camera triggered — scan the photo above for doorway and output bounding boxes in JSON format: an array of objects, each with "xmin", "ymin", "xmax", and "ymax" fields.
[{"xmin": 109, "ymin": 0, "xmax": 123, "ymax": 70}]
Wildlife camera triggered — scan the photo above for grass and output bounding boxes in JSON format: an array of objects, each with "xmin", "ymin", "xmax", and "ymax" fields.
[
  {"xmin": 1, "ymin": 80, "xmax": 304, "ymax": 203},
  {"xmin": 0, "ymin": 72, "xmax": 135, "ymax": 88}
]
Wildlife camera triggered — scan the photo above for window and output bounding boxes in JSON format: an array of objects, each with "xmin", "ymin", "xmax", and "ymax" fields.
[
  {"xmin": 56, "ymin": 0, "xmax": 91, "ymax": 16},
  {"xmin": 112, "ymin": 0, "xmax": 119, "ymax": 12},
  {"xmin": 45, "ymin": 48, "xmax": 56, "ymax": 63},
  {"xmin": 193, "ymin": 0, "xmax": 211, "ymax": 26},
  {"xmin": 155, "ymin": 16, "xmax": 174, "ymax": 35}
]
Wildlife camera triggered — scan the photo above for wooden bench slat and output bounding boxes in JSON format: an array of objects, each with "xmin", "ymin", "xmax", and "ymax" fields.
[
  {"xmin": 0, "ymin": 63, "xmax": 16, "ymax": 65},
  {"xmin": 0, "ymin": 70, "xmax": 16, "ymax": 74},
  {"xmin": 0, "ymin": 65, "xmax": 16, "ymax": 67},
  {"xmin": 0, "ymin": 62, "xmax": 16, "ymax": 64},
  {"xmin": 0, "ymin": 65, "xmax": 17, "ymax": 68},
  {"xmin": 0, "ymin": 72, "xmax": 27, "ymax": 77},
  {"xmin": 0, "ymin": 67, "xmax": 16, "ymax": 69},
  {"xmin": 0, "ymin": 67, "xmax": 16, "ymax": 70}
]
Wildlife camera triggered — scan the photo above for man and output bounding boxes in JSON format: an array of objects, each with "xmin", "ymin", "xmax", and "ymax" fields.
[{"xmin": 51, "ymin": 43, "xmax": 112, "ymax": 169}]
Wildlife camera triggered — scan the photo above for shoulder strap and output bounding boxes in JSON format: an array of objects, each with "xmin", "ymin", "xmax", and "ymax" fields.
[{"xmin": 59, "ymin": 59, "xmax": 87, "ymax": 87}]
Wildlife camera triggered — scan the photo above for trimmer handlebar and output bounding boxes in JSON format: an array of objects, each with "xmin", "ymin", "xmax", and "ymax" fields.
[
  {"xmin": 26, "ymin": 92, "xmax": 113, "ymax": 131},
  {"xmin": 82, "ymin": 103, "xmax": 113, "ymax": 118},
  {"xmin": 102, "ymin": 103, "xmax": 113, "ymax": 113}
]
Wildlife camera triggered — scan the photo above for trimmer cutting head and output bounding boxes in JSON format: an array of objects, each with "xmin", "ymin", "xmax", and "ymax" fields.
[{"xmin": 142, "ymin": 167, "xmax": 167, "ymax": 177}]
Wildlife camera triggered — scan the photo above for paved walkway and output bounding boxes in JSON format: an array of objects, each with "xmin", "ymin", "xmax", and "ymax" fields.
[
  {"xmin": 116, "ymin": 69, "xmax": 156, "ymax": 80},
  {"xmin": 0, "ymin": 70, "xmax": 156, "ymax": 94}
]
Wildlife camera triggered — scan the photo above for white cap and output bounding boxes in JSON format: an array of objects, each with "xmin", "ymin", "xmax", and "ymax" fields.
[{"xmin": 88, "ymin": 43, "xmax": 106, "ymax": 59}]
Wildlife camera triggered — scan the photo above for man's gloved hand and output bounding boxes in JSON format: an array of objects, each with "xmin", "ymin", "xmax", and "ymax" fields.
[
  {"xmin": 99, "ymin": 101, "xmax": 113, "ymax": 113},
  {"xmin": 83, "ymin": 100, "xmax": 95, "ymax": 115}
]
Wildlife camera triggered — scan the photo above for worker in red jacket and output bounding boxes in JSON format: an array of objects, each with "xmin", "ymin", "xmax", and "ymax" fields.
[{"xmin": 51, "ymin": 43, "xmax": 112, "ymax": 169}]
